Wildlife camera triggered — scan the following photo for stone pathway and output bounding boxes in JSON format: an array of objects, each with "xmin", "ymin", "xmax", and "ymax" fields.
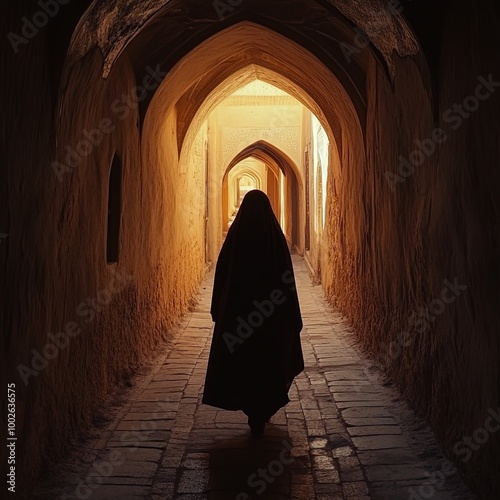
[{"xmin": 34, "ymin": 257, "xmax": 473, "ymax": 500}]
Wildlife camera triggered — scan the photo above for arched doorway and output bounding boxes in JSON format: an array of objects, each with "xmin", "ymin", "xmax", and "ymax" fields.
[
  {"xmin": 223, "ymin": 161, "xmax": 263, "ymax": 232},
  {"xmin": 138, "ymin": 22, "xmax": 364, "ymax": 265},
  {"xmin": 222, "ymin": 141, "xmax": 302, "ymax": 250}
]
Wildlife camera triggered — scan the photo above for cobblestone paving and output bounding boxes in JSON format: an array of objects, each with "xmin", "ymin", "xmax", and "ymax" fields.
[{"xmin": 34, "ymin": 257, "xmax": 474, "ymax": 500}]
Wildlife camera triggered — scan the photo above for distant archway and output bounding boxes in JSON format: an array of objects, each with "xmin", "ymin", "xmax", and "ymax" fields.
[
  {"xmin": 222, "ymin": 141, "xmax": 301, "ymax": 248},
  {"xmin": 224, "ymin": 164, "xmax": 264, "ymax": 231},
  {"xmin": 139, "ymin": 21, "xmax": 365, "ymax": 263}
]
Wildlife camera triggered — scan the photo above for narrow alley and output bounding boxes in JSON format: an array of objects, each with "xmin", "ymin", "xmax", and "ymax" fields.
[
  {"xmin": 34, "ymin": 258, "xmax": 472, "ymax": 500},
  {"xmin": 3, "ymin": 2, "xmax": 500, "ymax": 498}
]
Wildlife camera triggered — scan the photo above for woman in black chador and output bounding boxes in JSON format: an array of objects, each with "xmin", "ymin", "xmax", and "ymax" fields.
[{"xmin": 203, "ymin": 189, "xmax": 304, "ymax": 437}]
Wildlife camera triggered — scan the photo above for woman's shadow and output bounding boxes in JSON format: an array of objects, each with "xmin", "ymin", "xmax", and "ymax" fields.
[{"xmin": 206, "ymin": 420, "xmax": 294, "ymax": 499}]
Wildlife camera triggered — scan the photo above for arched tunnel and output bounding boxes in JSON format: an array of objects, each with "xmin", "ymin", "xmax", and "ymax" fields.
[{"xmin": 1, "ymin": 0, "xmax": 500, "ymax": 498}]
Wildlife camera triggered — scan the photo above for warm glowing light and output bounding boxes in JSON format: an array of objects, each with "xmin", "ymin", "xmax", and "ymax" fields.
[{"xmin": 207, "ymin": 78, "xmax": 325, "ymax": 235}]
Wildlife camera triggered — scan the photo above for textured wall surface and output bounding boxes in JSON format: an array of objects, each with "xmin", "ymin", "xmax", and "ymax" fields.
[
  {"xmin": 2, "ymin": 37, "xmax": 207, "ymax": 496},
  {"xmin": 321, "ymin": 3, "xmax": 500, "ymax": 496}
]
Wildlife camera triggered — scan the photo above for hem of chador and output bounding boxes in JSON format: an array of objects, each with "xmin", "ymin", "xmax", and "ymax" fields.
[{"xmin": 201, "ymin": 395, "xmax": 290, "ymax": 415}]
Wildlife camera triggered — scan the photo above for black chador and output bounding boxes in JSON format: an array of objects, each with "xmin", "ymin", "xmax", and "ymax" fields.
[{"xmin": 202, "ymin": 190, "xmax": 304, "ymax": 436}]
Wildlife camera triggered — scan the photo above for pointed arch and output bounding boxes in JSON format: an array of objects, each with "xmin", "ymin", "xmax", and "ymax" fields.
[
  {"xmin": 141, "ymin": 21, "xmax": 365, "ymax": 168},
  {"xmin": 222, "ymin": 141, "xmax": 302, "ymax": 248}
]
